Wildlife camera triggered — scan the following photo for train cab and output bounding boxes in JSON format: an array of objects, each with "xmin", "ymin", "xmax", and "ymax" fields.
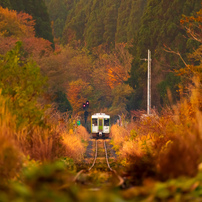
[{"xmin": 91, "ymin": 113, "xmax": 110, "ymax": 138}]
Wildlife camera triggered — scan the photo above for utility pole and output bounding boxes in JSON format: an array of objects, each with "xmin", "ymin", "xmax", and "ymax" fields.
[
  {"xmin": 147, "ymin": 50, "xmax": 151, "ymax": 115},
  {"xmin": 141, "ymin": 50, "xmax": 152, "ymax": 115}
]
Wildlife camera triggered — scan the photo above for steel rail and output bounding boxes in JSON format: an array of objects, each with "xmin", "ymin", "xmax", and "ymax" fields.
[
  {"xmin": 73, "ymin": 139, "xmax": 98, "ymax": 182},
  {"xmin": 74, "ymin": 139, "xmax": 124, "ymax": 187},
  {"xmin": 103, "ymin": 140, "xmax": 124, "ymax": 187},
  {"xmin": 88, "ymin": 139, "xmax": 97, "ymax": 171},
  {"xmin": 103, "ymin": 140, "xmax": 113, "ymax": 171}
]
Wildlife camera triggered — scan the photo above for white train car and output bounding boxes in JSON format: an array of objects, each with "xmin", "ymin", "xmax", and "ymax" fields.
[{"xmin": 91, "ymin": 113, "xmax": 110, "ymax": 138}]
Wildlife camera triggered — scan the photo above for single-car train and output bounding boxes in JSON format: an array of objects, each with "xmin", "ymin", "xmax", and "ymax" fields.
[{"xmin": 91, "ymin": 113, "xmax": 110, "ymax": 138}]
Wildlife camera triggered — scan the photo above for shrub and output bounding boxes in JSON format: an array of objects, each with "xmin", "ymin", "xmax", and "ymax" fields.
[
  {"xmin": 0, "ymin": 42, "xmax": 47, "ymax": 129},
  {"xmin": 75, "ymin": 125, "xmax": 90, "ymax": 142},
  {"xmin": 0, "ymin": 92, "xmax": 23, "ymax": 182},
  {"xmin": 110, "ymin": 124, "xmax": 129, "ymax": 153},
  {"xmin": 112, "ymin": 79, "xmax": 202, "ymax": 183},
  {"xmin": 22, "ymin": 124, "xmax": 88, "ymax": 163},
  {"xmin": 61, "ymin": 130, "xmax": 86, "ymax": 161}
]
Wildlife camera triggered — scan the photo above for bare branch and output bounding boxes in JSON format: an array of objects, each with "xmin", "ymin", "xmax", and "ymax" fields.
[
  {"xmin": 184, "ymin": 26, "xmax": 202, "ymax": 43},
  {"xmin": 163, "ymin": 45, "xmax": 188, "ymax": 67}
]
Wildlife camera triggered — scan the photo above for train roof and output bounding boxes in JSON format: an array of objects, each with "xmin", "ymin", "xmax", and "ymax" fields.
[{"xmin": 91, "ymin": 113, "xmax": 110, "ymax": 119}]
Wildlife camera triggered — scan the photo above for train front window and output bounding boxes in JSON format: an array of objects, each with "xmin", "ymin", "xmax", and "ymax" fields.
[
  {"xmin": 104, "ymin": 119, "xmax": 109, "ymax": 126},
  {"xmin": 92, "ymin": 118, "xmax": 97, "ymax": 126}
]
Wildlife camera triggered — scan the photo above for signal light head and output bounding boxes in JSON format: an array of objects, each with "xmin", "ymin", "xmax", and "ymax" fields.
[
  {"xmin": 83, "ymin": 103, "xmax": 86, "ymax": 110},
  {"xmin": 86, "ymin": 100, "xmax": 89, "ymax": 109}
]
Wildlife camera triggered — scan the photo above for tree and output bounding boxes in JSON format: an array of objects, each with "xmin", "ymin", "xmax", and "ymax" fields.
[
  {"xmin": 0, "ymin": 6, "xmax": 35, "ymax": 38},
  {"xmin": 0, "ymin": 0, "xmax": 11, "ymax": 8},
  {"xmin": 116, "ymin": 0, "xmax": 132, "ymax": 43},
  {"xmin": 54, "ymin": 91, "xmax": 72, "ymax": 113},
  {"xmin": 0, "ymin": 7, "xmax": 53, "ymax": 59},
  {"xmin": 91, "ymin": 43, "xmax": 133, "ymax": 114},
  {"xmin": 84, "ymin": 9, "xmax": 105, "ymax": 48},
  {"xmin": 46, "ymin": 0, "xmax": 68, "ymax": 39},
  {"xmin": 62, "ymin": 0, "xmax": 89, "ymax": 46},
  {"xmin": 96, "ymin": 43, "xmax": 133, "ymax": 89},
  {"xmin": 179, "ymin": 6, "xmax": 202, "ymax": 83},
  {"xmin": 67, "ymin": 79, "xmax": 93, "ymax": 115},
  {"xmin": 62, "ymin": 0, "xmax": 146, "ymax": 49},
  {"xmin": 0, "ymin": 0, "xmax": 54, "ymax": 46},
  {"xmin": 128, "ymin": 0, "xmax": 201, "ymax": 110},
  {"xmin": 103, "ymin": 1, "xmax": 120, "ymax": 48},
  {"xmin": 0, "ymin": 42, "xmax": 47, "ymax": 128}
]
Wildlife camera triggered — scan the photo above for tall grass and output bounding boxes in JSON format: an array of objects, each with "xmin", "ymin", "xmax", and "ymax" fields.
[
  {"xmin": 0, "ymin": 90, "xmax": 89, "ymax": 182},
  {"xmin": 110, "ymin": 124, "xmax": 129, "ymax": 154},
  {"xmin": 0, "ymin": 92, "xmax": 23, "ymax": 181},
  {"xmin": 23, "ymin": 124, "xmax": 89, "ymax": 162},
  {"xmin": 111, "ymin": 79, "xmax": 202, "ymax": 183}
]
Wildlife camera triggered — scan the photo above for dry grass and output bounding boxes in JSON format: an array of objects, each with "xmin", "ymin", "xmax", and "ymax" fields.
[
  {"xmin": 61, "ymin": 131, "xmax": 85, "ymax": 160},
  {"xmin": 111, "ymin": 79, "xmax": 202, "ymax": 182},
  {"xmin": 75, "ymin": 125, "xmax": 90, "ymax": 141},
  {"xmin": 110, "ymin": 124, "xmax": 129, "ymax": 153},
  {"xmin": 0, "ymin": 93, "xmax": 23, "ymax": 181},
  {"xmin": 26, "ymin": 123, "xmax": 89, "ymax": 162},
  {"xmin": 0, "ymin": 91, "xmax": 89, "ymax": 182}
]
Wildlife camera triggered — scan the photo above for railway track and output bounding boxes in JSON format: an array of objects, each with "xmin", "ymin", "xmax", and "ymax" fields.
[{"xmin": 73, "ymin": 139, "xmax": 124, "ymax": 187}]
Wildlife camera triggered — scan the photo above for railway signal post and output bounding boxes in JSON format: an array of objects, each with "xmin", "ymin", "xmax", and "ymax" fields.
[
  {"xmin": 83, "ymin": 100, "xmax": 89, "ymax": 124},
  {"xmin": 84, "ymin": 111, "xmax": 88, "ymax": 124}
]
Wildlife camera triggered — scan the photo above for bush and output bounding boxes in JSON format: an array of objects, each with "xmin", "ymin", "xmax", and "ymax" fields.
[
  {"xmin": 110, "ymin": 124, "xmax": 129, "ymax": 154},
  {"xmin": 111, "ymin": 79, "xmax": 202, "ymax": 183},
  {"xmin": 0, "ymin": 92, "xmax": 23, "ymax": 182}
]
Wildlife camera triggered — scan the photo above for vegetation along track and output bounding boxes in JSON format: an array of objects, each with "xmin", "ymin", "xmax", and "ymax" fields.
[{"xmin": 73, "ymin": 138, "xmax": 124, "ymax": 188}]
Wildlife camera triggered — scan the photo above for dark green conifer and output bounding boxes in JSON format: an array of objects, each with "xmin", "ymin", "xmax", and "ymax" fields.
[
  {"xmin": 128, "ymin": 0, "xmax": 201, "ymax": 110},
  {"xmin": 0, "ymin": 0, "xmax": 11, "ymax": 8}
]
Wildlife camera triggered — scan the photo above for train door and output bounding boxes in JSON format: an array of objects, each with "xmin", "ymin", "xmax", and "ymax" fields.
[{"xmin": 98, "ymin": 118, "xmax": 103, "ymax": 132}]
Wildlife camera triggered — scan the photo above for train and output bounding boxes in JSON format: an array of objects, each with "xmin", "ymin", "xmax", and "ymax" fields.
[{"xmin": 91, "ymin": 113, "xmax": 110, "ymax": 138}]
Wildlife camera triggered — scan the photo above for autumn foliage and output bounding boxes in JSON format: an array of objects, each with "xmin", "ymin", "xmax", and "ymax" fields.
[
  {"xmin": 0, "ymin": 7, "xmax": 35, "ymax": 37},
  {"xmin": 0, "ymin": 41, "xmax": 88, "ymax": 183},
  {"xmin": 0, "ymin": 1, "xmax": 202, "ymax": 201},
  {"xmin": 111, "ymin": 79, "xmax": 202, "ymax": 183},
  {"xmin": 111, "ymin": 7, "xmax": 202, "ymax": 184},
  {"xmin": 0, "ymin": 6, "xmax": 52, "ymax": 58},
  {"xmin": 67, "ymin": 79, "xmax": 92, "ymax": 115}
]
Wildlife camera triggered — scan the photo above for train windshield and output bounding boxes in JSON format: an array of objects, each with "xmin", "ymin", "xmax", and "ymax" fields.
[
  {"xmin": 92, "ymin": 118, "xmax": 97, "ymax": 126},
  {"xmin": 104, "ymin": 118, "xmax": 109, "ymax": 126}
]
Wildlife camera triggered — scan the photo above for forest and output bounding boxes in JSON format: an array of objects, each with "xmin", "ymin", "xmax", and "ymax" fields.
[{"xmin": 0, "ymin": 0, "xmax": 202, "ymax": 201}]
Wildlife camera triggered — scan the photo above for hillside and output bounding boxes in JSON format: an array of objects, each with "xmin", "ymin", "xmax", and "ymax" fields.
[
  {"xmin": 45, "ymin": 0, "xmax": 146, "ymax": 48},
  {"xmin": 129, "ymin": 0, "xmax": 201, "ymax": 110},
  {"xmin": 0, "ymin": 0, "xmax": 201, "ymax": 113},
  {"xmin": 45, "ymin": 0, "xmax": 201, "ymax": 111}
]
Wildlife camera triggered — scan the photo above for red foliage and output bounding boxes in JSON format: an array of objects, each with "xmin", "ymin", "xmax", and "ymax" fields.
[
  {"xmin": 23, "ymin": 37, "xmax": 52, "ymax": 58},
  {"xmin": 0, "ymin": 36, "xmax": 17, "ymax": 55},
  {"xmin": 0, "ymin": 7, "xmax": 53, "ymax": 58},
  {"xmin": 17, "ymin": 11, "xmax": 36, "ymax": 37}
]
